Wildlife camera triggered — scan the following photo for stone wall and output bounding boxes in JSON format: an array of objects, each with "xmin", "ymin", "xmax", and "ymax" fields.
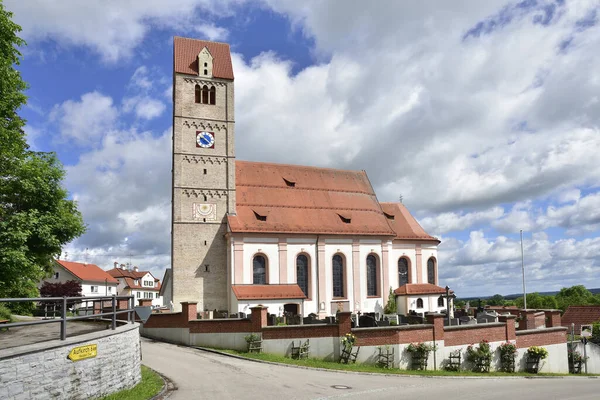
[{"xmin": 0, "ymin": 323, "xmax": 141, "ymax": 400}]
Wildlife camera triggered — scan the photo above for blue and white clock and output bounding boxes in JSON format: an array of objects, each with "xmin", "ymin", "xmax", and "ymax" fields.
[{"xmin": 196, "ymin": 131, "xmax": 215, "ymax": 148}]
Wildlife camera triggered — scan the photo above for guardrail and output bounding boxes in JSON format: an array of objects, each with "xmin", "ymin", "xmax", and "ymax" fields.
[{"xmin": 0, "ymin": 295, "xmax": 135, "ymax": 340}]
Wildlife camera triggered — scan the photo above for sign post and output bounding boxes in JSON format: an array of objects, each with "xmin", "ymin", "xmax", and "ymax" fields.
[{"xmin": 68, "ymin": 344, "xmax": 97, "ymax": 361}]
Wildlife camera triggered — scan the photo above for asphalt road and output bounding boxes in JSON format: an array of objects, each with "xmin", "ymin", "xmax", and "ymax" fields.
[{"xmin": 141, "ymin": 338, "xmax": 599, "ymax": 400}]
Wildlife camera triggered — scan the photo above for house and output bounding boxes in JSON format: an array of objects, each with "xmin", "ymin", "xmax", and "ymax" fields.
[
  {"xmin": 45, "ymin": 260, "xmax": 119, "ymax": 302},
  {"xmin": 170, "ymin": 37, "xmax": 448, "ymax": 317},
  {"xmin": 106, "ymin": 263, "xmax": 164, "ymax": 308},
  {"xmin": 561, "ymin": 305, "xmax": 600, "ymax": 335},
  {"xmin": 394, "ymin": 283, "xmax": 453, "ymax": 316}
]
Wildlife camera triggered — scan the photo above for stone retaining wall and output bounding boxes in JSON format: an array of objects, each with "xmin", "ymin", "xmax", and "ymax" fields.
[{"xmin": 0, "ymin": 323, "xmax": 141, "ymax": 400}]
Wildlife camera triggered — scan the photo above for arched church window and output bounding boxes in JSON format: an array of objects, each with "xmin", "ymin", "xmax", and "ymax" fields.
[
  {"xmin": 296, "ymin": 254, "xmax": 309, "ymax": 298},
  {"xmin": 398, "ymin": 257, "xmax": 409, "ymax": 286},
  {"xmin": 209, "ymin": 86, "xmax": 216, "ymax": 105},
  {"xmin": 427, "ymin": 257, "xmax": 436, "ymax": 285},
  {"xmin": 366, "ymin": 254, "xmax": 378, "ymax": 297},
  {"xmin": 202, "ymin": 85, "xmax": 209, "ymax": 104},
  {"xmin": 416, "ymin": 298, "xmax": 424, "ymax": 308},
  {"xmin": 438, "ymin": 296, "xmax": 444, "ymax": 307},
  {"xmin": 253, "ymin": 255, "xmax": 267, "ymax": 284},
  {"xmin": 332, "ymin": 254, "xmax": 345, "ymax": 298},
  {"xmin": 195, "ymin": 84, "xmax": 201, "ymax": 103}
]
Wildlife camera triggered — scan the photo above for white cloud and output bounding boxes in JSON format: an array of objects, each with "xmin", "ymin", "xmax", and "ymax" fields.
[
  {"xmin": 195, "ymin": 23, "xmax": 229, "ymax": 41},
  {"xmin": 420, "ymin": 207, "xmax": 505, "ymax": 235},
  {"xmin": 123, "ymin": 96, "xmax": 166, "ymax": 120},
  {"xmin": 49, "ymin": 91, "xmax": 118, "ymax": 145},
  {"xmin": 4, "ymin": 0, "xmax": 242, "ymax": 63}
]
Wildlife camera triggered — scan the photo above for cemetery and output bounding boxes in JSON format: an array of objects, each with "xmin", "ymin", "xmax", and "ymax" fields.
[{"xmin": 139, "ymin": 300, "xmax": 569, "ymax": 373}]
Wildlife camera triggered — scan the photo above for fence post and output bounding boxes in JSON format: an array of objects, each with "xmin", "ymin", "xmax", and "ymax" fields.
[
  {"xmin": 60, "ymin": 296, "xmax": 67, "ymax": 340},
  {"xmin": 111, "ymin": 295, "xmax": 117, "ymax": 330},
  {"xmin": 130, "ymin": 296, "xmax": 134, "ymax": 324}
]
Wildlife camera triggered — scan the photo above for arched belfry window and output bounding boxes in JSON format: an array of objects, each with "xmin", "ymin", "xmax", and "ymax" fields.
[
  {"xmin": 296, "ymin": 254, "xmax": 309, "ymax": 298},
  {"xmin": 202, "ymin": 85, "xmax": 209, "ymax": 104},
  {"xmin": 366, "ymin": 254, "xmax": 378, "ymax": 297},
  {"xmin": 194, "ymin": 84, "xmax": 201, "ymax": 103},
  {"xmin": 438, "ymin": 296, "xmax": 444, "ymax": 307},
  {"xmin": 209, "ymin": 86, "xmax": 216, "ymax": 105},
  {"xmin": 332, "ymin": 254, "xmax": 345, "ymax": 298},
  {"xmin": 416, "ymin": 298, "xmax": 424, "ymax": 308},
  {"xmin": 427, "ymin": 257, "xmax": 436, "ymax": 285},
  {"xmin": 398, "ymin": 257, "xmax": 409, "ymax": 286},
  {"xmin": 253, "ymin": 255, "xmax": 267, "ymax": 284}
]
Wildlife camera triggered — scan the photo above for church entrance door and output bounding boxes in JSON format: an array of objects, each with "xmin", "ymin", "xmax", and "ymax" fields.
[{"xmin": 283, "ymin": 303, "xmax": 299, "ymax": 315}]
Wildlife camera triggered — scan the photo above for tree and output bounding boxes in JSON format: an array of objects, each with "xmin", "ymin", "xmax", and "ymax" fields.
[
  {"xmin": 485, "ymin": 294, "xmax": 505, "ymax": 306},
  {"xmin": 555, "ymin": 285, "xmax": 593, "ymax": 311},
  {"xmin": 40, "ymin": 280, "xmax": 83, "ymax": 298},
  {"xmin": 383, "ymin": 287, "xmax": 397, "ymax": 314},
  {"xmin": 0, "ymin": 4, "xmax": 85, "ymax": 307},
  {"xmin": 514, "ymin": 293, "xmax": 558, "ymax": 310}
]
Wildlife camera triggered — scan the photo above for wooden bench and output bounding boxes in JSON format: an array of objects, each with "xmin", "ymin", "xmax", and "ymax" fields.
[{"xmin": 291, "ymin": 339, "xmax": 310, "ymax": 360}]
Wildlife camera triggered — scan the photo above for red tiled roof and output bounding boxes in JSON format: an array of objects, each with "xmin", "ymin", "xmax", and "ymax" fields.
[
  {"xmin": 122, "ymin": 277, "xmax": 161, "ymax": 291},
  {"xmin": 561, "ymin": 306, "xmax": 600, "ymax": 334},
  {"xmin": 55, "ymin": 260, "xmax": 118, "ymax": 284},
  {"xmin": 394, "ymin": 283, "xmax": 449, "ymax": 296},
  {"xmin": 107, "ymin": 268, "xmax": 146, "ymax": 279},
  {"xmin": 228, "ymin": 161, "xmax": 397, "ymax": 236},
  {"xmin": 380, "ymin": 203, "xmax": 439, "ymax": 242},
  {"xmin": 174, "ymin": 37, "xmax": 234, "ymax": 80},
  {"xmin": 232, "ymin": 284, "xmax": 306, "ymax": 300}
]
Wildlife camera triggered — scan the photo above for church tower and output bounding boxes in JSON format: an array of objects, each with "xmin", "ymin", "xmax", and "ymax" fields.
[{"xmin": 171, "ymin": 37, "xmax": 235, "ymax": 312}]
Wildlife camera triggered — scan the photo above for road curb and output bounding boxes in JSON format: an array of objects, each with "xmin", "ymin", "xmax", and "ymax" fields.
[
  {"xmin": 194, "ymin": 346, "xmax": 588, "ymax": 380},
  {"xmin": 145, "ymin": 365, "xmax": 177, "ymax": 400}
]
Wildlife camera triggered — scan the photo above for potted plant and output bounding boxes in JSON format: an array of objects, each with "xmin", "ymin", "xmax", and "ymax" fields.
[
  {"xmin": 526, "ymin": 346, "xmax": 548, "ymax": 373},
  {"xmin": 466, "ymin": 340, "xmax": 492, "ymax": 372},
  {"xmin": 406, "ymin": 342, "xmax": 436, "ymax": 370},
  {"xmin": 497, "ymin": 341, "xmax": 517, "ymax": 373}
]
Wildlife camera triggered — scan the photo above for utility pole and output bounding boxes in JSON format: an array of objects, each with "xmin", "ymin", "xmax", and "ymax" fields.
[{"xmin": 521, "ymin": 230, "xmax": 527, "ymax": 310}]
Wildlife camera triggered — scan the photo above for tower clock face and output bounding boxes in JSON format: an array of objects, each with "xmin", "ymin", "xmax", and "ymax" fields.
[{"xmin": 196, "ymin": 131, "xmax": 215, "ymax": 148}]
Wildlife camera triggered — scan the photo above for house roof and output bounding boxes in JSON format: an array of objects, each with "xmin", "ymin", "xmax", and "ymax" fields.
[
  {"xmin": 228, "ymin": 161, "xmax": 397, "ymax": 236},
  {"xmin": 394, "ymin": 283, "xmax": 449, "ymax": 296},
  {"xmin": 54, "ymin": 260, "xmax": 118, "ymax": 284},
  {"xmin": 173, "ymin": 37, "xmax": 234, "ymax": 80},
  {"xmin": 122, "ymin": 277, "xmax": 161, "ymax": 292},
  {"xmin": 232, "ymin": 284, "xmax": 306, "ymax": 300},
  {"xmin": 380, "ymin": 203, "xmax": 439, "ymax": 242},
  {"xmin": 106, "ymin": 268, "xmax": 157, "ymax": 280},
  {"xmin": 561, "ymin": 305, "xmax": 600, "ymax": 334}
]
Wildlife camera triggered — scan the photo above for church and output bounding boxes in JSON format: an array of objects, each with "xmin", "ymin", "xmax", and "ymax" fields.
[{"xmin": 171, "ymin": 37, "xmax": 447, "ymax": 318}]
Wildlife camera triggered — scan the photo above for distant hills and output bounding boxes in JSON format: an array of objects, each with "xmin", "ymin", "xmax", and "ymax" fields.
[{"xmin": 459, "ymin": 288, "xmax": 600, "ymax": 302}]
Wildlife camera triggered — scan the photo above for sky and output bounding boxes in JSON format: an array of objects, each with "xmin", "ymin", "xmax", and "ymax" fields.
[{"xmin": 6, "ymin": 0, "xmax": 600, "ymax": 297}]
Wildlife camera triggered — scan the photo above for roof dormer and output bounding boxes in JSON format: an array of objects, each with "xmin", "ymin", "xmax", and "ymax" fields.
[{"xmin": 198, "ymin": 47, "xmax": 213, "ymax": 78}]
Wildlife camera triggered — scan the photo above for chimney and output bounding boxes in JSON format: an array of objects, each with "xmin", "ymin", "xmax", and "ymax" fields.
[
  {"xmin": 114, "ymin": 261, "xmax": 118, "ymax": 269},
  {"xmin": 133, "ymin": 266, "xmax": 139, "ymax": 272},
  {"xmin": 120, "ymin": 263, "xmax": 126, "ymax": 270}
]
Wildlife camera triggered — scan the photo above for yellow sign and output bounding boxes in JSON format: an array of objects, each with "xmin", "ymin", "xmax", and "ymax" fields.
[{"xmin": 68, "ymin": 344, "xmax": 97, "ymax": 361}]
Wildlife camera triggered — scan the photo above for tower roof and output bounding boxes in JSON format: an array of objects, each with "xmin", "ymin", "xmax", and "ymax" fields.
[{"xmin": 173, "ymin": 37, "xmax": 234, "ymax": 80}]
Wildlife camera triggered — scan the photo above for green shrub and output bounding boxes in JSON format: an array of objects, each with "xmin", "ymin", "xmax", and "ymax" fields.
[{"xmin": 0, "ymin": 304, "xmax": 13, "ymax": 322}]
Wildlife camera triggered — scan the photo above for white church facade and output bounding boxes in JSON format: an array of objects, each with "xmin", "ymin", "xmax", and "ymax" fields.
[{"xmin": 171, "ymin": 37, "xmax": 447, "ymax": 318}]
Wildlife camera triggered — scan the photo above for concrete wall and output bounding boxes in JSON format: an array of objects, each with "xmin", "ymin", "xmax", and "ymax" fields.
[
  {"xmin": 0, "ymin": 323, "xmax": 141, "ymax": 400},
  {"xmin": 573, "ymin": 341, "xmax": 600, "ymax": 374}
]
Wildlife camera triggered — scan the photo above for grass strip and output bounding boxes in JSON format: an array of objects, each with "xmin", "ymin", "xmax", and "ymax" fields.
[
  {"xmin": 96, "ymin": 365, "xmax": 164, "ymax": 400},
  {"xmin": 216, "ymin": 349, "xmax": 577, "ymax": 377}
]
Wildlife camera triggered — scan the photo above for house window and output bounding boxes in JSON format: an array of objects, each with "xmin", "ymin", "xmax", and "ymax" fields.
[
  {"xmin": 90, "ymin": 286, "xmax": 98, "ymax": 293},
  {"xmin": 332, "ymin": 254, "xmax": 345, "ymax": 298},
  {"xmin": 398, "ymin": 257, "xmax": 409, "ymax": 286},
  {"xmin": 438, "ymin": 296, "xmax": 444, "ymax": 307},
  {"xmin": 416, "ymin": 298, "xmax": 424, "ymax": 308},
  {"xmin": 209, "ymin": 86, "xmax": 216, "ymax": 105},
  {"xmin": 195, "ymin": 84, "xmax": 201, "ymax": 103},
  {"xmin": 427, "ymin": 257, "xmax": 436, "ymax": 284},
  {"xmin": 253, "ymin": 255, "xmax": 267, "ymax": 284},
  {"xmin": 108, "ymin": 287, "xmax": 112, "ymax": 293},
  {"xmin": 54, "ymin": 272, "xmax": 59, "ymax": 279},
  {"xmin": 136, "ymin": 292, "xmax": 141, "ymax": 298},
  {"xmin": 366, "ymin": 254, "xmax": 378, "ymax": 297},
  {"xmin": 202, "ymin": 85, "xmax": 209, "ymax": 104},
  {"xmin": 296, "ymin": 254, "xmax": 309, "ymax": 298},
  {"xmin": 156, "ymin": 293, "xmax": 159, "ymax": 299}
]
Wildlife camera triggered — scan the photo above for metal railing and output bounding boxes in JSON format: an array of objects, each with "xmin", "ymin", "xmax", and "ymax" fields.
[{"xmin": 0, "ymin": 295, "xmax": 135, "ymax": 340}]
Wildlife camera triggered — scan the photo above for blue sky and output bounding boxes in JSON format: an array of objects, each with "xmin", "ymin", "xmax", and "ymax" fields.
[{"xmin": 7, "ymin": 0, "xmax": 600, "ymax": 297}]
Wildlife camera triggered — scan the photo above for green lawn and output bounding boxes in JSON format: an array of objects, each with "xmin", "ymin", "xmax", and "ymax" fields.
[
  {"xmin": 216, "ymin": 349, "xmax": 575, "ymax": 377},
  {"xmin": 96, "ymin": 366, "xmax": 164, "ymax": 400}
]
